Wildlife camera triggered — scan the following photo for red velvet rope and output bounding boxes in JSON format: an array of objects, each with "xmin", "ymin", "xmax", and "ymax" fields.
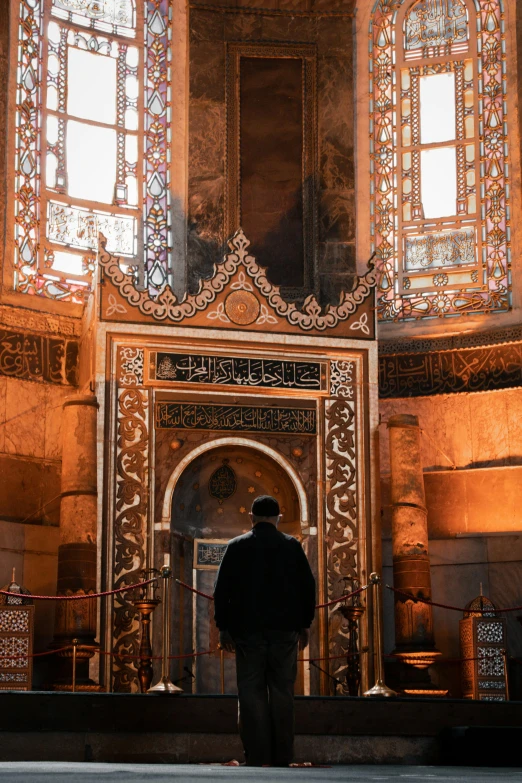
[
  {"xmin": 0, "ymin": 646, "xmax": 72, "ymax": 660},
  {"xmin": 176, "ymin": 579, "xmax": 214, "ymax": 600},
  {"xmin": 316, "ymin": 586, "xmax": 367, "ymax": 609},
  {"xmin": 386, "ymin": 584, "xmax": 522, "ymax": 614},
  {"xmin": 176, "ymin": 578, "xmax": 367, "ymax": 609},
  {"xmin": 0, "ymin": 578, "xmax": 158, "ymax": 601}
]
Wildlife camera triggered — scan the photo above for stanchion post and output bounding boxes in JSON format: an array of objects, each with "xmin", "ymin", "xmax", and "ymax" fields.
[
  {"xmin": 363, "ymin": 573, "xmax": 397, "ymax": 698},
  {"xmin": 148, "ymin": 565, "xmax": 183, "ymax": 694},
  {"xmin": 71, "ymin": 638, "xmax": 78, "ymax": 693}
]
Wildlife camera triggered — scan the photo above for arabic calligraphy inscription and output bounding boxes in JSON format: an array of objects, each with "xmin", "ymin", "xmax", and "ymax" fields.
[
  {"xmin": 379, "ymin": 343, "xmax": 522, "ymax": 398},
  {"xmin": 152, "ymin": 352, "xmax": 327, "ymax": 391},
  {"xmin": 209, "ymin": 461, "xmax": 237, "ymax": 503},
  {"xmin": 155, "ymin": 402, "xmax": 317, "ymax": 435},
  {"xmin": 193, "ymin": 540, "xmax": 228, "ymax": 570}
]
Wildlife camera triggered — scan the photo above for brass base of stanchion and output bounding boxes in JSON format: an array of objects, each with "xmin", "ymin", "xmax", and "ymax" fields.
[
  {"xmin": 363, "ymin": 679, "xmax": 397, "ymax": 698},
  {"xmin": 147, "ymin": 676, "xmax": 183, "ymax": 694}
]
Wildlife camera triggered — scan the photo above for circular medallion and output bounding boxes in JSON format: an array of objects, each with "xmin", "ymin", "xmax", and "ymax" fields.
[{"xmin": 224, "ymin": 290, "xmax": 260, "ymax": 325}]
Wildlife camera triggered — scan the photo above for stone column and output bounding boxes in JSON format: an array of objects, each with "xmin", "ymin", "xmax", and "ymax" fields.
[
  {"xmin": 388, "ymin": 414, "xmax": 439, "ymax": 677},
  {"xmin": 51, "ymin": 394, "xmax": 99, "ymax": 688}
]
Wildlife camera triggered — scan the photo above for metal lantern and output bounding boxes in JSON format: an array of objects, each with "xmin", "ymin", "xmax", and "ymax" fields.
[
  {"xmin": 0, "ymin": 569, "xmax": 34, "ymax": 691},
  {"xmin": 460, "ymin": 592, "xmax": 507, "ymax": 701}
]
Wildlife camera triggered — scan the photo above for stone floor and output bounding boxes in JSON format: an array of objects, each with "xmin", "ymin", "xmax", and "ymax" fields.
[{"xmin": 0, "ymin": 764, "xmax": 519, "ymax": 783}]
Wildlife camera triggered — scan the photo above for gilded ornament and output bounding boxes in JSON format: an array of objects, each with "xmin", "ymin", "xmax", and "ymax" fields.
[
  {"xmin": 169, "ymin": 438, "xmax": 182, "ymax": 451},
  {"xmin": 209, "ymin": 460, "xmax": 237, "ymax": 502},
  {"xmin": 224, "ymin": 290, "xmax": 261, "ymax": 325}
]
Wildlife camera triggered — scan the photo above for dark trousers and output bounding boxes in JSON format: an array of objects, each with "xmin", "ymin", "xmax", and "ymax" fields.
[{"xmin": 232, "ymin": 629, "xmax": 299, "ymax": 767}]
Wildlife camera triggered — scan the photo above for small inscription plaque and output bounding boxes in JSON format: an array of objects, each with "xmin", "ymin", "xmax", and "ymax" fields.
[
  {"xmin": 151, "ymin": 352, "xmax": 326, "ymax": 391},
  {"xmin": 155, "ymin": 402, "xmax": 316, "ymax": 435},
  {"xmin": 194, "ymin": 539, "xmax": 228, "ymax": 570}
]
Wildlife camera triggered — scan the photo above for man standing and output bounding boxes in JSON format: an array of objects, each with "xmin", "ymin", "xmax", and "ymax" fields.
[{"xmin": 214, "ymin": 495, "xmax": 316, "ymax": 767}]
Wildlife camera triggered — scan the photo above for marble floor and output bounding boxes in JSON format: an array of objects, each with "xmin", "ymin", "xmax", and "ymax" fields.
[{"xmin": 0, "ymin": 764, "xmax": 519, "ymax": 783}]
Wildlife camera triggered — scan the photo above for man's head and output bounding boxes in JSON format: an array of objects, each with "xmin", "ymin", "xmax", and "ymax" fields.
[{"xmin": 250, "ymin": 495, "xmax": 281, "ymax": 527}]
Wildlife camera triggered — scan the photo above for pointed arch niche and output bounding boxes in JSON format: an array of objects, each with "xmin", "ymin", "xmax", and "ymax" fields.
[{"xmin": 370, "ymin": 0, "xmax": 511, "ymax": 321}]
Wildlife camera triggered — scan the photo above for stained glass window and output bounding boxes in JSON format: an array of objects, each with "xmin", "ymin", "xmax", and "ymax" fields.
[
  {"xmin": 370, "ymin": 0, "xmax": 511, "ymax": 320},
  {"xmin": 13, "ymin": 0, "xmax": 172, "ymax": 303}
]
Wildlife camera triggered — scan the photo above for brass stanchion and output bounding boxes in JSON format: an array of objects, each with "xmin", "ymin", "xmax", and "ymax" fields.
[
  {"xmin": 220, "ymin": 648, "xmax": 225, "ymax": 694},
  {"xmin": 132, "ymin": 568, "xmax": 161, "ymax": 693},
  {"xmin": 148, "ymin": 565, "xmax": 183, "ymax": 694},
  {"xmin": 363, "ymin": 573, "xmax": 397, "ymax": 698},
  {"xmin": 72, "ymin": 638, "xmax": 78, "ymax": 693}
]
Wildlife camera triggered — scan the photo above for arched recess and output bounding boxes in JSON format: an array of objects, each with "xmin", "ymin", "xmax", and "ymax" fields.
[{"xmin": 159, "ymin": 436, "xmax": 311, "ymax": 533}]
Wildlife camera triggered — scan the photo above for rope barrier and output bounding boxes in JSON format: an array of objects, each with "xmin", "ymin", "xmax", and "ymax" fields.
[
  {"xmin": 299, "ymin": 651, "xmax": 365, "ymax": 663},
  {"xmin": 96, "ymin": 649, "xmax": 213, "ymax": 662},
  {"xmin": 316, "ymin": 585, "xmax": 368, "ymax": 609},
  {"xmin": 0, "ymin": 646, "xmax": 72, "ymax": 660},
  {"xmin": 0, "ymin": 577, "xmax": 158, "ymax": 601},
  {"xmin": 176, "ymin": 579, "xmax": 214, "ymax": 601},
  {"xmin": 176, "ymin": 579, "xmax": 368, "ymax": 610},
  {"xmin": 386, "ymin": 584, "xmax": 522, "ymax": 614},
  {"xmin": 10, "ymin": 644, "xmax": 522, "ymax": 667}
]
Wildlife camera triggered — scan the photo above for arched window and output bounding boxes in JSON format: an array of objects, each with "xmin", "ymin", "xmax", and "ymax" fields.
[
  {"xmin": 13, "ymin": 0, "xmax": 172, "ymax": 303},
  {"xmin": 370, "ymin": 0, "xmax": 510, "ymax": 321}
]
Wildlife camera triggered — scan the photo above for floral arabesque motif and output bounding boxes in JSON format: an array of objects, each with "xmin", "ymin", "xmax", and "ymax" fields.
[
  {"xmin": 325, "ymin": 398, "xmax": 358, "ymax": 694},
  {"xmin": 112, "ymin": 387, "xmax": 149, "ymax": 692}
]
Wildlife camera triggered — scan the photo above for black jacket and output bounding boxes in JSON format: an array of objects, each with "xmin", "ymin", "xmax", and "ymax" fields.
[{"xmin": 214, "ymin": 522, "xmax": 316, "ymax": 633}]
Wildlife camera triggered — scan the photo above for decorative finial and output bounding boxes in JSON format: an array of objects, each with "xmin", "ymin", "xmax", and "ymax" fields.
[
  {"xmin": 11, "ymin": 567, "xmax": 15, "ymax": 583},
  {"xmin": 480, "ymin": 582, "xmax": 483, "ymax": 596}
]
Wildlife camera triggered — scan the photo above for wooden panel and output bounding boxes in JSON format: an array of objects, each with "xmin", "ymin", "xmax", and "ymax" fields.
[{"xmin": 240, "ymin": 57, "xmax": 304, "ymax": 289}]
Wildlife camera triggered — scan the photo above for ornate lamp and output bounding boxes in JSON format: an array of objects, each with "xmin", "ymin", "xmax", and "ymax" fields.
[
  {"xmin": 460, "ymin": 590, "xmax": 507, "ymax": 701},
  {"xmin": 0, "ymin": 569, "xmax": 34, "ymax": 691}
]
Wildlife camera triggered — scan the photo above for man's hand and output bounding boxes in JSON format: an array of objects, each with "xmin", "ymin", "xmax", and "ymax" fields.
[
  {"xmin": 298, "ymin": 628, "xmax": 309, "ymax": 651},
  {"xmin": 219, "ymin": 630, "xmax": 235, "ymax": 653}
]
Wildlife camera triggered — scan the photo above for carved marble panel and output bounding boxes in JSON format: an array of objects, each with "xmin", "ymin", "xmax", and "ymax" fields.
[
  {"xmin": 324, "ymin": 391, "xmax": 358, "ymax": 693},
  {"xmin": 112, "ymin": 387, "xmax": 149, "ymax": 692}
]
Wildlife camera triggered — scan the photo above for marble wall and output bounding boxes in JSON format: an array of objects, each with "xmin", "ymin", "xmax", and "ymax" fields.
[
  {"xmin": 379, "ymin": 388, "xmax": 522, "ymax": 695},
  {"xmin": 187, "ymin": 0, "xmax": 356, "ymax": 303},
  {"xmin": 379, "ymin": 387, "xmax": 522, "ymax": 536},
  {"xmin": 382, "ymin": 534, "xmax": 522, "ymax": 698}
]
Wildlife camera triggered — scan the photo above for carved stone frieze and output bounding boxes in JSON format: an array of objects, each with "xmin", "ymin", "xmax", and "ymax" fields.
[
  {"xmin": 113, "ymin": 387, "xmax": 149, "ymax": 692},
  {"xmin": 329, "ymin": 360, "xmax": 354, "ymax": 399},
  {"xmin": 379, "ymin": 325, "xmax": 522, "ymax": 355},
  {"xmin": 0, "ymin": 306, "xmax": 81, "ymax": 337},
  {"xmin": 119, "ymin": 347, "xmax": 145, "ymax": 387},
  {"xmin": 324, "ymin": 397, "xmax": 358, "ymax": 693},
  {"xmin": 98, "ymin": 230, "xmax": 376, "ymax": 333}
]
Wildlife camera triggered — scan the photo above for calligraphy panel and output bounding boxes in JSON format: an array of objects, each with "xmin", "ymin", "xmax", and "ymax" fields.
[
  {"xmin": 155, "ymin": 402, "xmax": 317, "ymax": 435},
  {"xmin": 150, "ymin": 352, "xmax": 327, "ymax": 392},
  {"xmin": 0, "ymin": 329, "xmax": 78, "ymax": 386},
  {"xmin": 193, "ymin": 540, "xmax": 228, "ymax": 570},
  {"xmin": 379, "ymin": 343, "xmax": 522, "ymax": 398}
]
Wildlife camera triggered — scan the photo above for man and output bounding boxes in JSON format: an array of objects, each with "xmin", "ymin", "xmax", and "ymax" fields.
[{"xmin": 214, "ymin": 495, "xmax": 316, "ymax": 767}]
